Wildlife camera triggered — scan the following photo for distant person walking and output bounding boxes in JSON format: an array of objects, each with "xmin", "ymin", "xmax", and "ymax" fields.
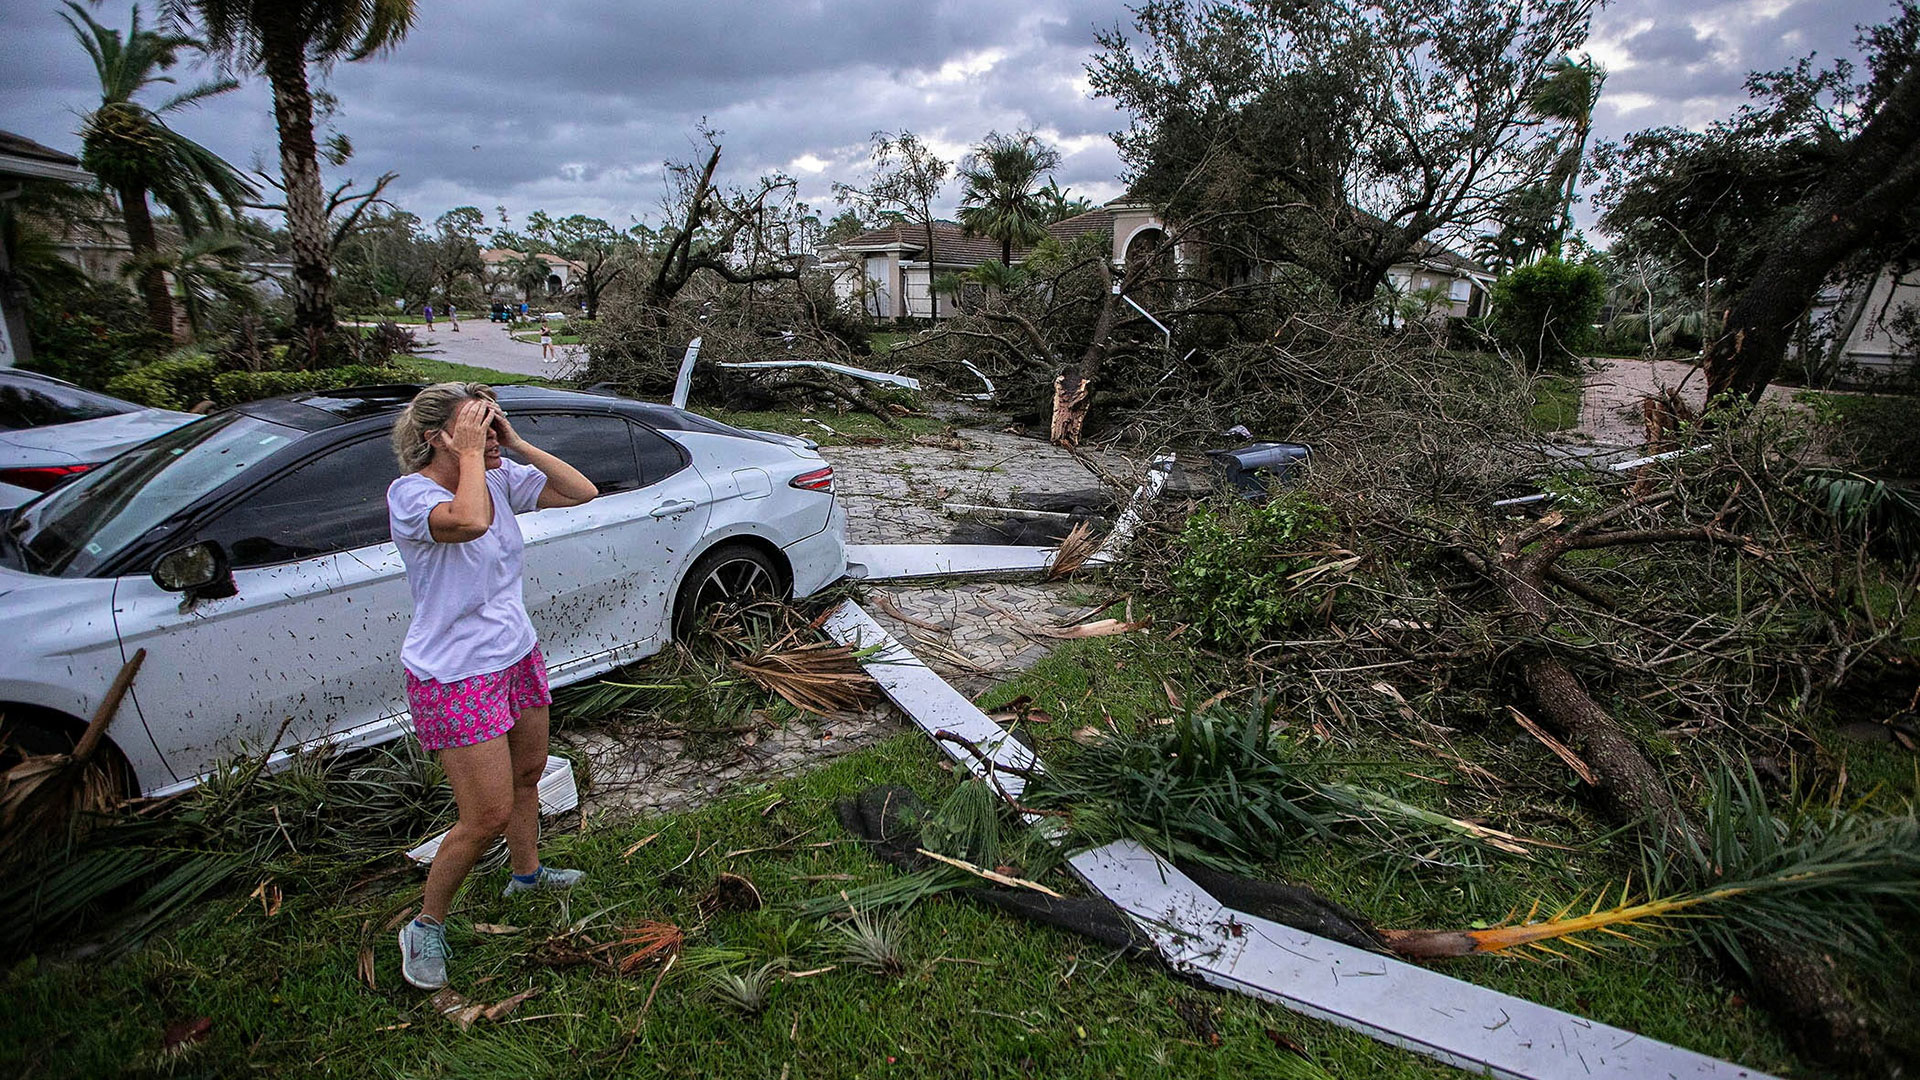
[
  {"xmin": 423, "ymin": 303, "xmax": 435, "ymax": 329},
  {"xmin": 387, "ymin": 383, "xmax": 598, "ymax": 991},
  {"xmin": 448, "ymin": 303, "xmax": 460, "ymax": 332},
  {"xmin": 539, "ymin": 322, "xmax": 554, "ymax": 361}
]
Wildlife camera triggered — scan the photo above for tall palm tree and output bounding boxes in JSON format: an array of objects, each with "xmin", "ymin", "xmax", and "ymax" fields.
[
  {"xmin": 167, "ymin": 0, "xmax": 414, "ymax": 344},
  {"xmin": 63, "ymin": 2, "xmax": 253, "ymax": 337},
  {"xmin": 1527, "ymin": 55, "xmax": 1605, "ymax": 257},
  {"xmin": 956, "ymin": 131, "xmax": 1062, "ymax": 265}
]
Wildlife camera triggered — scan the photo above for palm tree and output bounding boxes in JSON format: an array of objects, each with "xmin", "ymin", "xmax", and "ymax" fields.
[
  {"xmin": 167, "ymin": 0, "xmax": 415, "ymax": 344},
  {"xmin": 124, "ymin": 230, "xmax": 255, "ymax": 335},
  {"xmin": 510, "ymin": 252, "xmax": 550, "ymax": 305},
  {"xmin": 1527, "ymin": 55, "xmax": 1605, "ymax": 257},
  {"xmin": 63, "ymin": 2, "xmax": 253, "ymax": 338},
  {"xmin": 956, "ymin": 131, "xmax": 1062, "ymax": 265},
  {"xmin": 1036, "ymin": 178, "xmax": 1093, "ymax": 225}
]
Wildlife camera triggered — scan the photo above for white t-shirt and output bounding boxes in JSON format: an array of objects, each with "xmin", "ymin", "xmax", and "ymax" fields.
[{"xmin": 387, "ymin": 459, "xmax": 548, "ymax": 683}]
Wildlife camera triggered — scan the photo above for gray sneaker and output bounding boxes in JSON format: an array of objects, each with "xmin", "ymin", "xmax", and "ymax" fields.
[
  {"xmin": 398, "ymin": 917, "xmax": 450, "ymax": 990},
  {"xmin": 501, "ymin": 865, "xmax": 586, "ymax": 898}
]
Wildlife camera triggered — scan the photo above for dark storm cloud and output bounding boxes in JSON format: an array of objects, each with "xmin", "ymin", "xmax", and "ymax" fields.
[
  {"xmin": 1619, "ymin": 22, "xmax": 1722, "ymax": 66},
  {"xmin": 1590, "ymin": 0, "xmax": 1893, "ymax": 134},
  {"xmin": 0, "ymin": 0, "xmax": 1903, "ymax": 231}
]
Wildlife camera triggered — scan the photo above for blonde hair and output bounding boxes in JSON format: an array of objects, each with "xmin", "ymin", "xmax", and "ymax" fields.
[{"xmin": 392, "ymin": 382, "xmax": 498, "ymax": 472}]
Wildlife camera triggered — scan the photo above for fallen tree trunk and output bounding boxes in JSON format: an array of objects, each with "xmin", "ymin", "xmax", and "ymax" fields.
[{"xmin": 1459, "ymin": 514, "xmax": 1891, "ymax": 1074}]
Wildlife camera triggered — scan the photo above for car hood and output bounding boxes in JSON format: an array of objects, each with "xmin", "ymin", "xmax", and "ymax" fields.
[{"xmin": 0, "ymin": 408, "xmax": 199, "ymax": 463}]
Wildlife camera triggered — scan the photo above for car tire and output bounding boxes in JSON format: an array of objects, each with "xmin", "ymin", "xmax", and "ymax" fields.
[
  {"xmin": 672, "ymin": 543, "xmax": 785, "ymax": 640},
  {"xmin": 0, "ymin": 708, "xmax": 135, "ymax": 797}
]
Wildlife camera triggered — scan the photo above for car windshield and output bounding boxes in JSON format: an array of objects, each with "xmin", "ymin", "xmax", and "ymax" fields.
[
  {"xmin": 4, "ymin": 412, "xmax": 298, "ymax": 577},
  {"xmin": 0, "ymin": 375, "xmax": 137, "ymax": 431}
]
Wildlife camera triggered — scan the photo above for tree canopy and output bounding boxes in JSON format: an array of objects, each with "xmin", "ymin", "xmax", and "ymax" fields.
[
  {"xmin": 167, "ymin": 0, "xmax": 416, "ymax": 354},
  {"xmin": 1088, "ymin": 0, "xmax": 1597, "ymax": 303}
]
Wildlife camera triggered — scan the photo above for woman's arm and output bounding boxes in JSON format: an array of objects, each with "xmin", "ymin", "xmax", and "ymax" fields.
[
  {"xmin": 494, "ymin": 413, "xmax": 597, "ymax": 509},
  {"xmin": 427, "ymin": 399, "xmax": 496, "ymax": 542}
]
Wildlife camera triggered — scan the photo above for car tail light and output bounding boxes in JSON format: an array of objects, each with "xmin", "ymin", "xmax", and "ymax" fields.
[
  {"xmin": 789, "ymin": 466, "xmax": 834, "ymax": 492},
  {"xmin": 0, "ymin": 464, "xmax": 93, "ymax": 492}
]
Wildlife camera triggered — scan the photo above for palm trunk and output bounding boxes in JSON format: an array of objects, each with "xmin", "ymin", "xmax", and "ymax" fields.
[
  {"xmin": 117, "ymin": 184, "xmax": 175, "ymax": 339},
  {"xmin": 261, "ymin": 36, "xmax": 337, "ymax": 353}
]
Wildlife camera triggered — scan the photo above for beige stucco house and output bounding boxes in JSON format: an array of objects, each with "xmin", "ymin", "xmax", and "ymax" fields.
[{"xmin": 827, "ymin": 201, "xmax": 1493, "ymax": 320}]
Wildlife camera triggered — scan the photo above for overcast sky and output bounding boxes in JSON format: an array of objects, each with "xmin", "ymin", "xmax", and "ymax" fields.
[{"xmin": 0, "ymin": 0, "xmax": 1898, "ymax": 238}]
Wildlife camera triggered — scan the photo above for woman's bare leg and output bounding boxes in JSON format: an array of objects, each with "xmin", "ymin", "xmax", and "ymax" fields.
[
  {"xmin": 503, "ymin": 705, "xmax": 551, "ymax": 876},
  {"xmin": 421, "ymin": 737, "xmax": 515, "ymax": 922}
]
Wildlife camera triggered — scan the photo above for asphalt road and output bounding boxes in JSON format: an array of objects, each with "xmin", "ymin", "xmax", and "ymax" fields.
[{"xmin": 408, "ymin": 318, "xmax": 585, "ymax": 379}]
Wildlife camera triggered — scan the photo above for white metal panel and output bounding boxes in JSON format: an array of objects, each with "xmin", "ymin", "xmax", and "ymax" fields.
[
  {"xmin": 842, "ymin": 543, "xmax": 1056, "ymax": 580},
  {"xmin": 820, "ymin": 601, "xmax": 1039, "ymax": 797},
  {"xmin": 1069, "ymin": 842, "xmax": 1775, "ymax": 1080}
]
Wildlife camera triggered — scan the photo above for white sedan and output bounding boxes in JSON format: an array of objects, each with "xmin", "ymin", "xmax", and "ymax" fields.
[
  {"xmin": 0, "ymin": 384, "xmax": 846, "ymax": 797},
  {"xmin": 0, "ymin": 369, "xmax": 197, "ymax": 508}
]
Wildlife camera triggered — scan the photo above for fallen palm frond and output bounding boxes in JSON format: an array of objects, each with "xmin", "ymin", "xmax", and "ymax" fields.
[
  {"xmin": 0, "ymin": 649, "xmax": 145, "ymax": 867},
  {"xmin": 1315, "ymin": 783, "xmax": 1568, "ymax": 857},
  {"xmin": 1033, "ymin": 700, "xmax": 1562, "ymax": 872},
  {"xmin": 914, "ymin": 848, "xmax": 1063, "ymax": 898},
  {"xmin": 1046, "ymin": 520, "xmax": 1099, "ymax": 580},
  {"xmin": 1381, "ymin": 764, "xmax": 1920, "ymax": 967},
  {"xmin": 730, "ymin": 637, "xmax": 878, "ymax": 715},
  {"xmin": 872, "ymin": 592, "xmax": 950, "ymax": 632},
  {"xmin": 1031, "ymin": 616, "xmax": 1151, "ymax": 640}
]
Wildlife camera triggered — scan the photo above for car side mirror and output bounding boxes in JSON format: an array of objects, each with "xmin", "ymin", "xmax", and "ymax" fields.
[{"xmin": 152, "ymin": 541, "xmax": 237, "ymax": 601}]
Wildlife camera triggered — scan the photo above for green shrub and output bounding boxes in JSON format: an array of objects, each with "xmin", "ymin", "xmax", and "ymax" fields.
[
  {"xmin": 1801, "ymin": 391, "xmax": 1920, "ymax": 478},
  {"xmin": 1168, "ymin": 493, "xmax": 1338, "ymax": 650},
  {"xmin": 21, "ymin": 278, "xmax": 169, "ymax": 390},
  {"xmin": 106, "ymin": 353, "xmax": 218, "ymax": 410},
  {"xmin": 1490, "ymin": 258, "xmax": 1606, "ymax": 372},
  {"xmin": 210, "ymin": 364, "xmax": 412, "ymax": 407}
]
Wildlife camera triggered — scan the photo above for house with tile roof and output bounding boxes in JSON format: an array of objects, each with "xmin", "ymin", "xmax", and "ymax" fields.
[
  {"xmin": 479, "ymin": 248, "xmax": 586, "ymax": 298},
  {"xmin": 825, "ymin": 201, "xmax": 1494, "ymax": 321}
]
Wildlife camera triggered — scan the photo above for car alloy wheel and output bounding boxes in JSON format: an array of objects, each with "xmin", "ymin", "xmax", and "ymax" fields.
[{"xmin": 673, "ymin": 543, "xmax": 784, "ymax": 639}]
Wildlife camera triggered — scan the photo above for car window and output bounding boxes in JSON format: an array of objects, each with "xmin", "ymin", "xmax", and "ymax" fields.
[
  {"xmin": 191, "ymin": 435, "xmax": 399, "ymax": 568},
  {"xmin": 6, "ymin": 413, "xmax": 295, "ymax": 577},
  {"xmin": 0, "ymin": 376, "xmax": 135, "ymax": 431},
  {"xmin": 504, "ymin": 413, "xmax": 639, "ymax": 495},
  {"xmin": 633, "ymin": 425, "xmax": 688, "ymax": 486}
]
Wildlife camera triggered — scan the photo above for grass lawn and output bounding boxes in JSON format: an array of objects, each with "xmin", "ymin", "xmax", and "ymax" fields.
[
  {"xmin": 710, "ymin": 408, "xmax": 949, "ymax": 446},
  {"xmin": 1529, "ymin": 372, "xmax": 1582, "ymax": 432},
  {"xmin": 1, "ymin": 628, "xmax": 1815, "ymax": 1079},
  {"xmin": 868, "ymin": 331, "xmax": 917, "ymax": 354},
  {"xmin": 398, "ymin": 355, "xmax": 558, "ymax": 387}
]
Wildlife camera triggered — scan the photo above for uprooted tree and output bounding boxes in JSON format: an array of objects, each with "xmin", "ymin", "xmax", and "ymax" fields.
[
  {"xmin": 1596, "ymin": 1, "xmax": 1920, "ymax": 400},
  {"xmin": 1108, "ymin": 312, "xmax": 1920, "ymax": 1070},
  {"xmin": 580, "ymin": 136, "xmax": 888, "ymax": 415}
]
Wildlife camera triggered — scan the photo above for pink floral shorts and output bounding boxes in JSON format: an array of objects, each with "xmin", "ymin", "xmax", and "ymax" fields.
[{"xmin": 405, "ymin": 646, "xmax": 552, "ymax": 751}]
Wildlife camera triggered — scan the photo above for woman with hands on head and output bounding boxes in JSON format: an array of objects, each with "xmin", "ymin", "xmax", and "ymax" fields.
[{"xmin": 385, "ymin": 382, "xmax": 598, "ymax": 990}]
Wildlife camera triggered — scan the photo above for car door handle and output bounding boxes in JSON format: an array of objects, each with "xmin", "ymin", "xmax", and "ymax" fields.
[{"xmin": 649, "ymin": 499, "xmax": 697, "ymax": 518}]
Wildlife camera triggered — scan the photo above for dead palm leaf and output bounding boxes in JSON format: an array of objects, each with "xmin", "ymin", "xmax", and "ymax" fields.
[
  {"xmin": 1046, "ymin": 520, "xmax": 1098, "ymax": 580},
  {"xmin": 730, "ymin": 640, "xmax": 878, "ymax": 715},
  {"xmin": 0, "ymin": 649, "xmax": 145, "ymax": 866}
]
